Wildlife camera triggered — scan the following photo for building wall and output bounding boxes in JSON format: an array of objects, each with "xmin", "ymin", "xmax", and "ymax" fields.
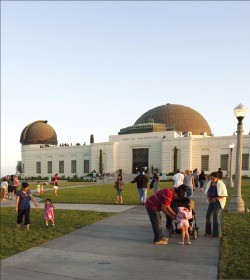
[{"xmin": 20, "ymin": 132, "xmax": 250, "ymax": 178}]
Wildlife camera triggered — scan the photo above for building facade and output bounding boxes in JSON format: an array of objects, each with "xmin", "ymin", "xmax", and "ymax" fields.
[{"xmin": 18, "ymin": 104, "xmax": 250, "ymax": 178}]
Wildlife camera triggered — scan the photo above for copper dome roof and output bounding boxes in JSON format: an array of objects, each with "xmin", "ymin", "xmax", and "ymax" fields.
[
  {"xmin": 20, "ymin": 120, "xmax": 58, "ymax": 145},
  {"xmin": 134, "ymin": 103, "xmax": 212, "ymax": 135}
]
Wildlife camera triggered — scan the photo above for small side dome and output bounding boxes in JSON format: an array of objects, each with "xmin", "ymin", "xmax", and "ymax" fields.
[{"xmin": 20, "ymin": 120, "xmax": 58, "ymax": 145}]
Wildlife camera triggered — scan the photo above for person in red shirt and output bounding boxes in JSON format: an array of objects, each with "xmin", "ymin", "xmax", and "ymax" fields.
[{"xmin": 145, "ymin": 187, "xmax": 186, "ymax": 245}]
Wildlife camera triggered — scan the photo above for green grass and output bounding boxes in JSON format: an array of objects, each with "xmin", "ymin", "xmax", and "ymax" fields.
[
  {"xmin": 0, "ymin": 207, "xmax": 113, "ymax": 260},
  {"xmin": 38, "ymin": 181, "xmax": 173, "ymax": 204},
  {"xmin": 2, "ymin": 179, "xmax": 250, "ymax": 279},
  {"xmin": 218, "ymin": 181, "xmax": 250, "ymax": 280}
]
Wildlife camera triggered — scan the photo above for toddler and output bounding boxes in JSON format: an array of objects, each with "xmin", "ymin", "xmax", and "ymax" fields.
[
  {"xmin": 176, "ymin": 197, "xmax": 193, "ymax": 245},
  {"xmin": 44, "ymin": 198, "xmax": 55, "ymax": 227}
]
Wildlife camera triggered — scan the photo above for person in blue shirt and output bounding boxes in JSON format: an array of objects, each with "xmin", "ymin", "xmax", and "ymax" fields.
[{"xmin": 16, "ymin": 182, "xmax": 39, "ymax": 230}]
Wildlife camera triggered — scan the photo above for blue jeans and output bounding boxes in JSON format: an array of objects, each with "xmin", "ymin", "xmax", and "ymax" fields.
[
  {"xmin": 205, "ymin": 200, "xmax": 222, "ymax": 237},
  {"xmin": 186, "ymin": 186, "xmax": 193, "ymax": 198},
  {"xmin": 146, "ymin": 207, "xmax": 163, "ymax": 242},
  {"xmin": 137, "ymin": 188, "xmax": 147, "ymax": 204}
]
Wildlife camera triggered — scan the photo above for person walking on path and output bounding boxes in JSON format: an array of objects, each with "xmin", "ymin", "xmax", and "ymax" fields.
[
  {"xmin": 114, "ymin": 174, "xmax": 124, "ymax": 204},
  {"xmin": 44, "ymin": 198, "xmax": 55, "ymax": 227},
  {"xmin": 204, "ymin": 172, "xmax": 228, "ymax": 238},
  {"xmin": 16, "ymin": 182, "xmax": 39, "ymax": 230},
  {"xmin": 198, "ymin": 170, "xmax": 207, "ymax": 192},
  {"xmin": 183, "ymin": 170, "xmax": 194, "ymax": 198},
  {"xmin": 176, "ymin": 198, "xmax": 193, "ymax": 245},
  {"xmin": 145, "ymin": 187, "xmax": 186, "ymax": 245},
  {"xmin": 131, "ymin": 169, "xmax": 149, "ymax": 205},
  {"xmin": 173, "ymin": 168, "xmax": 184, "ymax": 189}
]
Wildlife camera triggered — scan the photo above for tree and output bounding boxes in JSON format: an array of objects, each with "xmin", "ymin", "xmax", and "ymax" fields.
[{"xmin": 99, "ymin": 149, "xmax": 103, "ymax": 174}]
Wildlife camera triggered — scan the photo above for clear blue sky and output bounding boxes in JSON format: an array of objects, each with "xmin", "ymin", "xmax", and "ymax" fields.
[{"xmin": 1, "ymin": 1, "xmax": 250, "ymax": 176}]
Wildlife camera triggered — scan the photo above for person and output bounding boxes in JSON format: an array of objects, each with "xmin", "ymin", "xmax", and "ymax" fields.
[
  {"xmin": 198, "ymin": 170, "xmax": 207, "ymax": 191},
  {"xmin": 176, "ymin": 197, "xmax": 193, "ymax": 245},
  {"xmin": 145, "ymin": 187, "xmax": 186, "ymax": 245},
  {"xmin": 150, "ymin": 172, "xmax": 159, "ymax": 193},
  {"xmin": 173, "ymin": 168, "xmax": 184, "ymax": 189},
  {"xmin": 16, "ymin": 182, "xmax": 39, "ymax": 230},
  {"xmin": 1, "ymin": 177, "xmax": 8, "ymax": 200},
  {"xmin": 192, "ymin": 169, "xmax": 199, "ymax": 191},
  {"xmin": 183, "ymin": 170, "xmax": 194, "ymax": 198},
  {"xmin": 114, "ymin": 174, "xmax": 124, "ymax": 204},
  {"xmin": 36, "ymin": 182, "xmax": 41, "ymax": 196},
  {"xmin": 131, "ymin": 169, "xmax": 149, "ymax": 205},
  {"xmin": 8, "ymin": 175, "xmax": 15, "ymax": 200},
  {"xmin": 204, "ymin": 172, "xmax": 228, "ymax": 238},
  {"xmin": 217, "ymin": 168, "xmax": 223, "ymax": 180},
  {"xmin": 44, "ymin": 198, "xmax": 55, "ymax": 227},
  {"xmin": 13, "ymin": 175, "xmax": 19, "ymax": 195},
  {"xmin": 52, "ymin": 174, "xmax": 59, "ymax": 196}
]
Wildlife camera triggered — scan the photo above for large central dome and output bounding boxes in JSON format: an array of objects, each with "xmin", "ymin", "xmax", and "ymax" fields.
[{"xmin": 133, "ymin": 103, "xmax": 212, "ymax": 135}]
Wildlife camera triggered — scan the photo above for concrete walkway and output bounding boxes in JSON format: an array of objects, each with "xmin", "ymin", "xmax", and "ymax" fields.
[{"xmin": 1, "ymin": 189, "xmax": 220, "ymax": 280}]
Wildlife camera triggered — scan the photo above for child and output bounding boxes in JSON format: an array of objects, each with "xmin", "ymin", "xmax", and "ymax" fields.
[
  {"xmin": 44, "ymin": 198, "xmax": 55, "ymax": 227},
  {"xmin": 176, "ymin": 197, "xmax": 193, "ymax": 245},
  {"xmin": 114, "ymin": 174, "xmax": 124, "ymax": 204},
  {"xmin": 36, "ymin": 182, "xmax": 41, "ymax": 196}
]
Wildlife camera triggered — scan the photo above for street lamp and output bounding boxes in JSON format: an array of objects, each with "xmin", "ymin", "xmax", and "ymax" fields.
[
  {"xmin": 228, "ymin": 143, "xmax": 234, "ymax": 188},
  {"xmin": 229, "ymin": 103, "xmax": 248, "ymax": 212}
]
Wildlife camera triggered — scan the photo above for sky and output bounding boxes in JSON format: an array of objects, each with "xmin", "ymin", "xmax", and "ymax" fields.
[{"xmin": 1, "ymin": 1, "xmax": 250, "ymax": 176}]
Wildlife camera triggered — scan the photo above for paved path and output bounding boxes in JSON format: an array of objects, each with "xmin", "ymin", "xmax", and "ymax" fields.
[{"xmin": 1, "ymin": 189, "xmax": 220, "ymax": 280}]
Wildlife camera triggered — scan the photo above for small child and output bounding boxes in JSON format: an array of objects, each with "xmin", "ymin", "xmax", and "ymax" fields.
[
  {"xmin": 176, "ymin": 197, "xmax": 193, "ymax": 245},
  {"xmin": 44, "ymin": 198, "xmax": 55, "ymax": 227},
  {"xmin": 36, "ymin": 182, "xmax": 41, "ymax": 196}
]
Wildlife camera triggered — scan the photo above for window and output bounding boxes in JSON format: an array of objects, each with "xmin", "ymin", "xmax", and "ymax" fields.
[
  {"xmin": 36, "ymin": 162, "xmax": 41, "ymax": 174},
  {"xmin": 59, "ymin": 161, "xmax": 64, "ymax": 174},
  {"xmin": 201, "ymin": 155, "xmax": 209, "ymax": 172},
  {"xmin": 242, "ymin": 154, "xmax": 249, "ymax": 170},
  {"xmin": 47, "ymin": 161, "xmax": 52, "ymax": 174},
  {"xmin": 220, "ymin": 154, "xmax": 229, "ymax": 171},
  {"xmin": 84, "ymin": 160, "xmax": 89, "ymax": 173},
  {"xmin": 71, "ymin": 160, "xmax": 77, "ymax": 173}
]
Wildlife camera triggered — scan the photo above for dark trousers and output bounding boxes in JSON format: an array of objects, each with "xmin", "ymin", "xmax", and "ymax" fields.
[
  {"xmin": 17, "ymin": 208, "xmax": 30, "ymax": 225},
  {"xmin": 205, "ymin": 200, "xmax": 222, "ymax": 237},
  {"xmin": 146, "ymin": 208, "xmax": 163, "ymax": 242}
]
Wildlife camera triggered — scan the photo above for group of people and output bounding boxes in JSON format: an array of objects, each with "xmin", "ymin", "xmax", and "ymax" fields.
[
  {"xmin": 114, "ymin": 167, "xmax": 228, "ymax": 245},
  {"xmin": 145, "ymin": 168, "xmax": 228, "ymax": 245},
  {"xmin": 15, "ymin": 181, "xmax": 56, "ymax": 230},
  {"xmin": 0, "ymin": 175, "xmax": 19, "ymax": 201}
]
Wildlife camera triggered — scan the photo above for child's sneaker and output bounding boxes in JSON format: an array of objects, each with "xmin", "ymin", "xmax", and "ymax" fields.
[
  {"xmin": 178, "ymin": 241, "xmax": 184, "ymax": 245},
  {"xmin": 185, "ymin": 241, "xmax": 191, "ymax": 245}
]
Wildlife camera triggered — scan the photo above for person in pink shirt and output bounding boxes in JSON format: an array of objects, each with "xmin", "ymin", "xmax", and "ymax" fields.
[{"xmin": 176, "ymin": 198, "xmax": 193, "ymax": 245}]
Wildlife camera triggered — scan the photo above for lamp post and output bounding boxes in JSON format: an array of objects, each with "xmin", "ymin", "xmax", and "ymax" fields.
[
  {"xmin": 229, "ymin": 103, "xmax": 247, "ymax": 213},
  {"xmin": 228, "ymin": 143, "xmax": 234, "ymax": 188}
]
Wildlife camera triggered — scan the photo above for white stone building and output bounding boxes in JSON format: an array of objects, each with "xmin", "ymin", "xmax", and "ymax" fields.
[{"xmin": 19, "ymin": 104, "xmax": 250, "ymax": 178}]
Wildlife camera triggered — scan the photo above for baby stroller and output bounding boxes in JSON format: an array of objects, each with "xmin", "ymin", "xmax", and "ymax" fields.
[{"xmin": 168, "ymin": 197, "xmax": 199, "ymax": 239}]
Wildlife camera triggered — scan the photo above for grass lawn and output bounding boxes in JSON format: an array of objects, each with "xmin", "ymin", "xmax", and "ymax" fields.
[
  {"xmin": 37, "ymin": 181, "xmax": 173, "ymax": 204},
  {"xmin": 218, "ymin": 181, "xmax": 250, "ymax": 280},
  {"xmin": 0, "ymin": 208, "xmax": 113, "ymax": 260},
  {"xmin": 1, "ymin": 179, "xmax": 250, "ymax": 279}
]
